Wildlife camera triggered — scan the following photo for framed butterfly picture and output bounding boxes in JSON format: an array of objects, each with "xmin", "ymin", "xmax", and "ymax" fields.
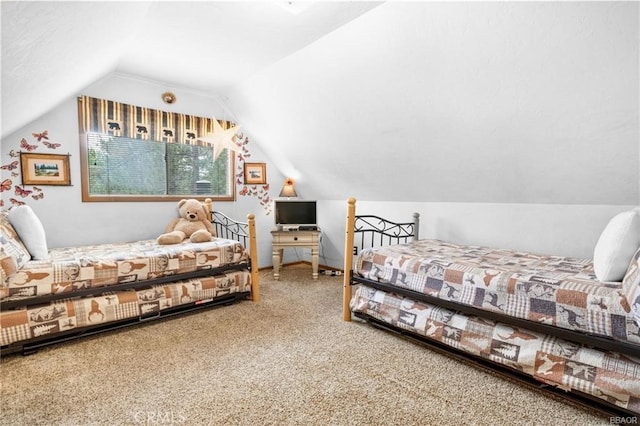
[{"xmin": 20, "ymin": 152, "xmax": 71, "ymax": 186}]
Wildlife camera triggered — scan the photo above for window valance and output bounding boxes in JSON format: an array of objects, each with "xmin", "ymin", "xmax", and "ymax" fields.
[{"xmin": 77, "ymin": 96, "xmax": 234, "ymax": 145}]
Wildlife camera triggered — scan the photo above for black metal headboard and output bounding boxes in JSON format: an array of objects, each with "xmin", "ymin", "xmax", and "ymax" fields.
[
  {"xmin": 342, "ymin": 198, "xmax": 420, "ymax": 320},
  {"xmin": 352, "ymin": 213, "xmax": 420, "ymax": 254}
]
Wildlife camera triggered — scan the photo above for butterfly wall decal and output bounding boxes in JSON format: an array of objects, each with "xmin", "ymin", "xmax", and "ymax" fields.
[
  {"xmin": 9, "ymin": 198, "xmax": 25, "ymax": 207},
  {"xmin": 31, "ymin": 186, "xmax": 44, "ymax": 200},
  {"xmin": 1, "ymin": 161, "xmax": 18, "ymax": 171},
  {"xmin": 42, "ymin": 141, "xmax": 61, "ymax": 149},
  {"xmin": 20, "ymin": 138, "xmax": 38, "ymax": 151},
  {"xmin": 0, "ymin": 179, "xmax": 12, "ymax": 192},
  {"xmin": 15, "ymin": 185, "xmax": 32, "ymax": 197},
  {"xmin": 32, "ymin": 130, "xmax": 49, "ymax": 141}
]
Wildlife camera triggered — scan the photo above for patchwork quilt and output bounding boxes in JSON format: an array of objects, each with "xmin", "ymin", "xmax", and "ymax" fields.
[
  {"xmin": 355, "ymin": 239, "xmax": 640, "ymax": 345},
  {"xmin": 350, "ymin": 286, "xmax": 640, "ymax": 413},
  {"xmin": 1, "ymin": 270, "xmax": 251, "ymax": 347},
  {"xmin": 1, "ymin": 238, "xmax": 248, "ymax": 301}
]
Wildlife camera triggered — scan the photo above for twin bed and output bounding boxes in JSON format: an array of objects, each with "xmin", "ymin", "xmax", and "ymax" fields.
[
  {"xmin": 342, "ymin": 198, "xmax": 640, "ymax": 418},
  {"xmin": 0, "ymin": 199, "xmax": 259, "ymax": 355}
]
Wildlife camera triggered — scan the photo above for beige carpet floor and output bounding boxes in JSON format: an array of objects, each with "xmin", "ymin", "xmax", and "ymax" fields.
[{"xmin": 0, "ymin": 265, "xmax": 611, "ymax": 425}]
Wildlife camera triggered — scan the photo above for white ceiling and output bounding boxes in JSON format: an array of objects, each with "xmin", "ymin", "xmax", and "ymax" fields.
[{"xmin": 1, "ymin": 1, "xmax": 381, "ymax": 138}]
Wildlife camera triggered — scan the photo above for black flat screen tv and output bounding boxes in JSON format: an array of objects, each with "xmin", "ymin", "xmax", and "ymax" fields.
[{"xmin": 275, "ymin": 200, "xmax": 317, "ymax": 226}]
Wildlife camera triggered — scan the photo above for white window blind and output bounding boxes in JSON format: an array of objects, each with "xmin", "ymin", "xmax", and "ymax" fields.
[{"xmin": 86, "ymin": 133, "xmax": 231, "ymax": 198}]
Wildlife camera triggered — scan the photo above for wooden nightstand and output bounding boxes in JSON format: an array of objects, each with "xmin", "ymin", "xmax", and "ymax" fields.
[{"xmin": 271, "ymin": 229, "xmax": 321, "ymax": 280}]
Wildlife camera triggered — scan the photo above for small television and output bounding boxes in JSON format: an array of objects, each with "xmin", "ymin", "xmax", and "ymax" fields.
[{"xmin": 275, "ymin": 200, "xmax": 317, "ymax": 228}]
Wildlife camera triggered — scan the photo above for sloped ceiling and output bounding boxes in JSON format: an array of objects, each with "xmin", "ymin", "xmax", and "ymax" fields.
[
  {"xmin": 226, "ymin": 1, "xmax": 639, "ymax": 205},
  {"xmin": 1, "ymin": 1, "xmax": 381, "ymax": 138},
  {"xmin": 2, "ymin": 1, "xmax": 638, "ymax": 206}
]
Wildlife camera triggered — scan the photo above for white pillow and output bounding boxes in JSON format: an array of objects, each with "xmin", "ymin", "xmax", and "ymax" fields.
[
  {"xmin": 593, "ymin": 210, "xmax": 640, "ymax": 282},
  {"xmin": 8, "ymin": 205, "xmax": 49, "ymax": 260}
]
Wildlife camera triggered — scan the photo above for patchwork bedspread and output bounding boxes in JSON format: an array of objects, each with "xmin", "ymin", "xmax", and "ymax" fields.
[
  {"xmin": 1, "ymin": 238, "xmax": 248, "ymax": 301},
  {"xmin": 350, "ymin": 287, "xmax": 640, "ymax": 413},
  {"xmin": 355, "ymin": 239, "xmax": 640, "ymax": 345},
  {"xmin": 1, "ymin": 270, "xmax": 251, "ymax": 347}
]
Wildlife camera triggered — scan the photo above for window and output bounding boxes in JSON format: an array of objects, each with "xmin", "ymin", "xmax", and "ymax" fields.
[
  {"xmin": 78, "ymin": 96, "xmax": 235, "ymax": 202},
  {"xmin": 85, "ymin": 133, "xmax": 232, "ymax": 199}
]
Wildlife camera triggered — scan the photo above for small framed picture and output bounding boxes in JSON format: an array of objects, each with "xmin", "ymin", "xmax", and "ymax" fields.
[
  {"xmin": 20, "ymin": 152, "xmax": 71, "ymax": 186},
  {"xmin": 243, "ymin": 162, "xmax": 267, "ymax": 185}
]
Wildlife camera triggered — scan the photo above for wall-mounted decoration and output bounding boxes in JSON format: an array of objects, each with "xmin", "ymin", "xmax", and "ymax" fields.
[
  {"xmin": 243, "ymin": 163, "xmax": 267, "ymax": 185},
  {"xmin": 234, "ymin": 134, "xmax": 272, "ymax": 214},
  {"xmin": 20, "ymin": 152, "xmax": 71, "ymax": 186},
  {"xmin": 161, "ymin": 92, "xmax": 176, "ymax": 104},
  {"xmin": 198, "ymin": 119, "xmax": 241, "ymax": 161},
  {"xmin": 1, "ymin": 130, "xmax": 58, "ymax": 209}
]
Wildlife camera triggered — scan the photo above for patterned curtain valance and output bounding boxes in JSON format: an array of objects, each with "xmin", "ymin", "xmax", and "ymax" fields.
[{"xmin": 77, "ymin": 96, "xmax": 235, "ymax": 145}]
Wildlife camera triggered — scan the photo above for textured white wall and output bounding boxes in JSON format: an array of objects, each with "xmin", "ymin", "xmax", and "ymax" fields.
[{"xmin": 227, "ymin": 2, "xmax": 639, "ymax": 205}]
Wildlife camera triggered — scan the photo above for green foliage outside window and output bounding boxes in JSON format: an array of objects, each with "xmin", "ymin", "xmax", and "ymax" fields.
[{"xmin": 86, "ymin": 133, "xmax": 232, "ymax": 199}]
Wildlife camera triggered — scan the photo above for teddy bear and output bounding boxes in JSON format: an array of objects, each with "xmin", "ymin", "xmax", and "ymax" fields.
[{"xmin": 157, "ymin": 199, "xmax": 216, "ymax": 245}]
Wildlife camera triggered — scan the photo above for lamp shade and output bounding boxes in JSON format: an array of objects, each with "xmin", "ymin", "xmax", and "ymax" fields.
[
  {"xmin": 279, "ymin": 184, "xmax": 297, "ymax": 198},
  {"xmin": 279, "ymin": 177, "xmax": 297, "ymax": 198}
]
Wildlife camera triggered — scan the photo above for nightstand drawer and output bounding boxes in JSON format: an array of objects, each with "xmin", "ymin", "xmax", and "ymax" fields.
[
  {"xmin": 271, "ymin": 229, "xmax": 321, "ymax": 280},
  {"xmin": 272, "ymin": 231, "xmax": 319, "ymax": 244}
]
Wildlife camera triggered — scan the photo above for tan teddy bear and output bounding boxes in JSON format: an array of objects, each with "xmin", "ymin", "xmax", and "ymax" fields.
[{"xmin": 157, "ymin": 199, "xmax": 216, "ymax": 245}]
